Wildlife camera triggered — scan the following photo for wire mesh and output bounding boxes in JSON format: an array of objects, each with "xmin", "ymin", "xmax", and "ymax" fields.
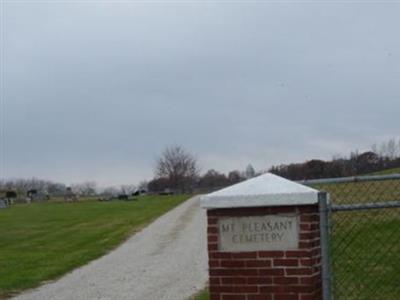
[{"xmin": 305, "ymin": 175, "xmax": 400, "ymax": 300}]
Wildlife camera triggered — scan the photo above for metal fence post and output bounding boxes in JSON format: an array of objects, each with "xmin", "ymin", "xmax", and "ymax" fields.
[{"xmin": 319, "ymin": 192, "xmax": 331, "ymax": 300}]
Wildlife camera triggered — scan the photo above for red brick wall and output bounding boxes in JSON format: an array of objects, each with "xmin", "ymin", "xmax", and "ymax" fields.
[{"xmin": 207, "ymin": 205, "xmax": 322, "ymax": 300}]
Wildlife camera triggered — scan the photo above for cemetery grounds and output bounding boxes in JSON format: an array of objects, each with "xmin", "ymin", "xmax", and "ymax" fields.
[{"xmin": 0, "ymin": 195, "xmax": 190, "ymax": 299}]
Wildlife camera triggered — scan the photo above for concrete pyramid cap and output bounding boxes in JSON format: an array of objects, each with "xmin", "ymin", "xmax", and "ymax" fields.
[{"xmin": 201, "ymin": 173, "xmax": 320, "ymax": 209}]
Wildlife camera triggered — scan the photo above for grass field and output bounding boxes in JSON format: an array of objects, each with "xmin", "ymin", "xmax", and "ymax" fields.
[
  {"xmin": 191, "ymin": 289, "xmax": 209, "ymax": 300},
  {"xmin": 0, "ymin": 195, "xmax": 190, "ymax": 299},
  {"xmin": 369, "ymin": 167, "xmax": 400, "ymax": 175},
  {"xmin": 313, "ymin": 179, "xmax": 400, "ymax": 299},
  {"xmin": 330, "ymin": 209, "xmax": 400, "ymax": 299},
  {"xmin": 312, "ymin": 179, "xmax": 400, "ymax": 204}
]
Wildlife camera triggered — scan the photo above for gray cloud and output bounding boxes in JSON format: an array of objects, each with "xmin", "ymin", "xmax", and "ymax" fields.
[{"xmin": 2, "ymin": 2, "xmax": 400, "ymax": 186}]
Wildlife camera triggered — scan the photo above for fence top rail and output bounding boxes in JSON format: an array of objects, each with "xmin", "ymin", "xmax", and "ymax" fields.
[
  {"xmin": 298, "ymin": 173, "xmax": 400, "ymax": 185},
  {"xmin": 331, "ymin": 200, "xmax": 400, "ymax": 212}
]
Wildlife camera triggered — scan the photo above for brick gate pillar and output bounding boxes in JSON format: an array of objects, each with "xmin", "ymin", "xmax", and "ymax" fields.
[{"xmin": 201, "ymin": 173, "xmax": 323, "ymax": 300}]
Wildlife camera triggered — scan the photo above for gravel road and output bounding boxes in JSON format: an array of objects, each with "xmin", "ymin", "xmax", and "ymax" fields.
[{"xmin": 13, "ymin": 196, "xmax": 208, "ymax": 300}]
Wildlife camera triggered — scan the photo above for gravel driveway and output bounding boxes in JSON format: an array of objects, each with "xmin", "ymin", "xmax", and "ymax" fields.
[{"xmin": 13, "ymin": 196, "xmax": 208, "ymax": 300}]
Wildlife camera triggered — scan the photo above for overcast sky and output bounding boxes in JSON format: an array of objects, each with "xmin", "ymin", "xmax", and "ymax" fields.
[{"xmin": 1, "ymin": 1, "xmax": 400, "ymax": 187}]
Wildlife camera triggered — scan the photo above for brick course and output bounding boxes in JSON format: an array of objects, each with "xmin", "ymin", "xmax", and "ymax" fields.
[{"xmin": 207, "ymin": 205, "xmax": 322, "ymax": 300}]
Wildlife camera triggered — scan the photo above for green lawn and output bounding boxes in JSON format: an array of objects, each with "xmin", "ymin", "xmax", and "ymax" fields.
[
  {"xmin": 330, "ymin": 209, "xmax": 400, "ymax": 300},
  {"xmin": 313, "ymin": 180, "xmax": 400, "ymax": 299},
  {"xmin": 0, "ymin": 195, "xmax": 190, "ymax": 298},
  {"xmin": 312, "ymin": 179, "xmax": 400, "ymax": 204},
  {"xmin": 190, "ymin": 289, "xmax": 209, "ymax": 300},
  {"xmin": 368, "ymin": 167, "xmax": 400, "ymax": 175}
]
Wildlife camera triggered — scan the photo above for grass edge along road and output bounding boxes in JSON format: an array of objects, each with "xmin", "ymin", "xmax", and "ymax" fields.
[
  {"xmin": 0, "ymin": 195, "xmax": 191, "ymax": 299},
  {"xmin": 368, "ymin": 167, "xmax": 400, "ymax": 175},
  {"xmin": 190, "ymin": 288, "xmax": 209, "ymax": 300}
]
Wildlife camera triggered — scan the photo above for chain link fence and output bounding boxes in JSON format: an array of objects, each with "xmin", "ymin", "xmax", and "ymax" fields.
[{"xmin": 302, "ymin": 174, "xmax": 400, "ymax": 300}]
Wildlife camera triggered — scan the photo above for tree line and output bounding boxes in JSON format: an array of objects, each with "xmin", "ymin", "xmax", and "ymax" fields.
[
  {"xmin": 2, "ymin": 139, "xmax": 400, "ymax": 197},
  {"xmin": 0, "ymin": 178, "xmax": 67, "ymax": 196},
  {"xmin": 148, "ymin": 139, "xmax": 400, "ymax": 192},
  {"xmin": 0, "ymin": 179, "xmax": 99, "ymax": 198},
  {"xmin": 269, "ymin": 139, "xmax": 400, "ymax": 180}
]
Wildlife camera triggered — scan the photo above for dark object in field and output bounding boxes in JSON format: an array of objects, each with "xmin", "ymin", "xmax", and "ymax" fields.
[
  {"xmin": 27, "ymin": 189, "xmax": 38, "ymax": 197},
  {"xmin": 6, "ymin": 190, "xmax": 17, "ymax": 199},
  {"xmin": 27, "ymin": 189, "xmax": 37, "ymax": 202},
  {"xmin": 4, "ymin": 191, "xmax": 17, "ymax": 205},
  {"xmin": 132, "ymin": 189, "xmax": 147, "ymax": 196},
  {"xmin": 118, "ymin": 194, "xmax": 129, "ymax": 200},
  {"xmin": 158, "ymin": 191, "xmax": 174, "ymax": 196}
]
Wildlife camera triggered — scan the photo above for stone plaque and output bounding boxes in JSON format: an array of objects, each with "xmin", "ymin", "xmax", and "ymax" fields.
[{"xmin": 218, "ymin": 214, "xmax": 299, "ymax": 252}]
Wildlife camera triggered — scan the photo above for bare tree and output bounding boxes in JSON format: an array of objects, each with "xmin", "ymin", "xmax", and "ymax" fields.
[
  {"xmin": 398, "ymin": 139, "xmax": 400, "ymax": 158},
  {"xmin": 155, "ymin": 145, "xmax": 199, "ymax": 193},
  {"xmin": 0, "ymin": 178, "xmax": 66, "ymax": 196},
  {"xmin": 71, "ymin": 181, "xmax": 97, "ymax": 196},
  {"xmin": 102, "ymin": 186, "xmax": 119, "ymax": 197},
  {"xmin": 120, "ymin": 184, "xmax": 136, "ymax": 195},
  {"xmin": 387, "ymin": 138, "xmax": 397, "ymax": 160},
  {"xmin": 372, "ymin": 138, "xmax": 400, "ymax": 160},
  {"xmin": 228, "ymin": 170, "xmax": 243, "ymax": 184},
  {"xmin": 245, "ymin": 164, "xmax": 256, "ymax": 179},
  {"xmin": 198, "ymin": 169, "xmax": 229, "ymax": 188},
  {"xmin": 138, "ymin": 180, "xmax": 149, "ymax": 191},
  {"xmin": 371, "ymin": 143, "xmax": 379, "ymax": 157}
]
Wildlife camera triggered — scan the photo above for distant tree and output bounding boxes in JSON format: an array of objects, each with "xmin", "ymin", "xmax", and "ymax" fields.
[
  {"xmin": 148, "ymin": 177, "xmax": 170, "ymax": 193},
  {"xmin": 304, "ymin": 160, "xmax": 326, "ymax": 179},
  {"xmin": 155, "ymin": 145, "xmax": 199, "ymax": 193},
  {"xmin": 47, "ymin": 183, "xmax": 66, "ymax": 196},
  {"xmin": 245, "ymin": 164, "xmax": 256, "ymax": 179},
  {"xmin": 102, "ymin": 187, "xmax": 119, "ymax": 197},
  {"xmin": 398, "ymin": 140, "xmax": 400, "ymax": 157},
  {"xmin": 120, "ymin": 184, "xmax": 136, "ymax": 195},
  {"xmin": 371, "ymin": 143, "xmax": 379, "ymax": 156},
  {"xmin": 324, "ymin": 160, "xmax": 344, "ymax": 178},
  {"xmin": 228, "ymin": 170, "xmax": 243, "ymax": 184},
  {"xmin": 71, "ymin": 182, "xmax": 97, "ymax": 196},
  {"xmin": 0, "ymin": 178, "xmax": 66, "ymax": 196},
  {"xmin": 137, "ymin": 180, "xmax": 149, "ymax": 191},
  {"xmin": 371, "ymin": 138, "xmax": 400, "ymax": 170},
  {"xmin": 198, "ymin": 169, "xmax": 229, "ymax": 189},
  {"xmin": 387, "ymin": 138, "xmax": 397, "ymax": 160}
]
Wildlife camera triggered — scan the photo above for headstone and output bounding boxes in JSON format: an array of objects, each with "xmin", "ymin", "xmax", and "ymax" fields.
[{"xmin": 0, "ymin": 199, "xmax": 7, "ymax": 209}]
